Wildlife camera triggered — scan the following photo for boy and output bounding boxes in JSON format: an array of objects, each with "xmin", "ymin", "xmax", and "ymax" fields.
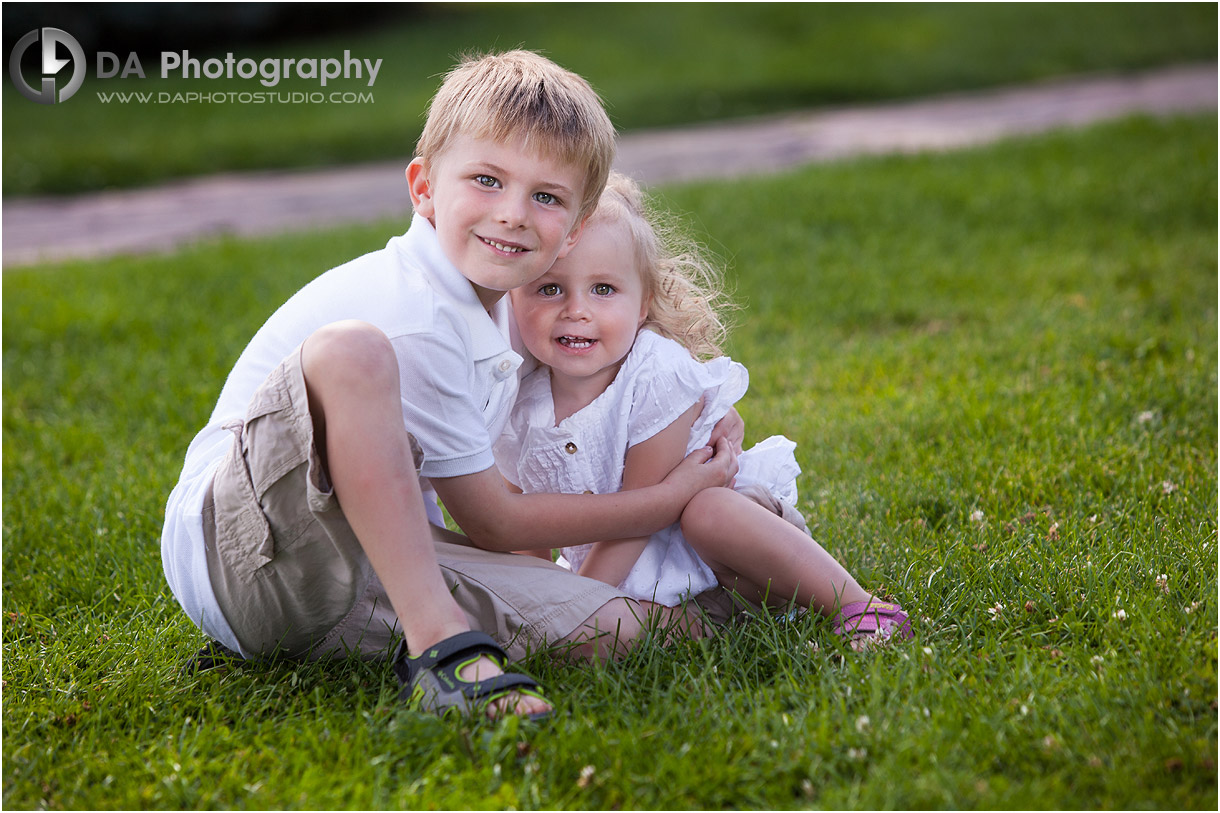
[{"xmin": 161, "ymin": 50, "xmax": 737, "ymax": 721}]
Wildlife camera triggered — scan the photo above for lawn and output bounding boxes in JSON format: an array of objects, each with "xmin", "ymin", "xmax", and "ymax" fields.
[
  {"xmin": 3, "ymin": 1, "xmax": 1215, "ymax": 196},
  {"xmin": 3, "ymin": 111, "xmax": 1215, "ymax": 808}
]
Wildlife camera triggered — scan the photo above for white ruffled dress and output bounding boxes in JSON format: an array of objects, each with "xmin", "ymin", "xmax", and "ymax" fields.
[{"xmin": 494, "ymin": 329, "xmax": 802, "ymax": 606}]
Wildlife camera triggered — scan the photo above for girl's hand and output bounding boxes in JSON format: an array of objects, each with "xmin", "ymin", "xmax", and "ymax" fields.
[{"xmin": 666, "ymin": 436, "xmax": 739, "ymax": 495}]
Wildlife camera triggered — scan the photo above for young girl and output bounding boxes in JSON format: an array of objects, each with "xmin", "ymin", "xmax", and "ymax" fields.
[{"xmin": 495, "ymin": 173, "xmax": 912, "ymax": 645}]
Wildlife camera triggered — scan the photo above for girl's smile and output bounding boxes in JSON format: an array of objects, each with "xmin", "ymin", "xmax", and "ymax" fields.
[{"xmin": 556, "ymin": 335, "xmax": 596, "ymax": 351}]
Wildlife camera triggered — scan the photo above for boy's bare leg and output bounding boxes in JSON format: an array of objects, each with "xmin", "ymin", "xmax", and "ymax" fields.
[
  {"xmin": 301, "ymin": 320, "xmax": 548, "ymax": 718},
  {"xmin": 680, "ymin": 487, "xmax": 875, "ymax": 613}
]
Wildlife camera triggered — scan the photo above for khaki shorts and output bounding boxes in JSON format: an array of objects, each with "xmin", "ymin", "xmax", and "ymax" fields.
[{"xmin": 202, "ymin": 345, "xmax": 626, "ymax": 662}]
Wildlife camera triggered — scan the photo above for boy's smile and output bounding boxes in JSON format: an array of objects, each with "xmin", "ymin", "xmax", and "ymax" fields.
[
  {"xmin": 407, "ymin": 134, "xmax": 587, "ymax": 310},
  {"xmin": 511, "ymin": 219, "xmax": 649, "ymax": 408}
]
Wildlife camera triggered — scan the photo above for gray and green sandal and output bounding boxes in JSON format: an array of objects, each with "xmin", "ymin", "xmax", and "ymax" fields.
[{"xmin": 392, "ymin": 631, "xmax": 551, "ymax": 722}]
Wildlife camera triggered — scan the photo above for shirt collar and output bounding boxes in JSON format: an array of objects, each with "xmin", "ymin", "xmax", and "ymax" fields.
[{"xmin": 399, "ymin": 213, "xmax": 520, "ymax": 362}]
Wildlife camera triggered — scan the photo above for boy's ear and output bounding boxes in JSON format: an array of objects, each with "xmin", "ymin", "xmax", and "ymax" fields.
[
  {"xmin": 406, "ymin": 158, "xmax": 435, "ymax": 218},
  {"xmin": 555, "ymin": 214, "xmax": 589, "ymax": 260}
]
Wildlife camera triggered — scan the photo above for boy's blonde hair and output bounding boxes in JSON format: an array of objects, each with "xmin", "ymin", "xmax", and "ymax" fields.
[
  {"xmin": 416, "ymin": 50, "xmax": 616, "ymax": 220},
  {"xmin": 594, "ymin": 172, "xmax": 732, "ymax": 360}
]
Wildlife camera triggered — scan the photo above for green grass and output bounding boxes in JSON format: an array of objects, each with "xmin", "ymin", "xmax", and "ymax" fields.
[
  {"xmin": 3, "ymin": 113, "xmax": 1216, "ymax": 808},
  {"xmin": 3, "ymin": 1, "xmax": 1215, "ymax": 196}
]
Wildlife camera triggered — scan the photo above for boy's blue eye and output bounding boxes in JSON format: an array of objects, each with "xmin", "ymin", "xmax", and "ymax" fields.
[
  {"xmin": 533, "ymin": 191, "xmax": 558, "ymax": 205},
  {"xmin": 474, "ymin": 175, "xmax": 498, "ymax": 188},
  {"xmin": 539, "ymin": 283, "xmax": 561, "ymax": 296}
]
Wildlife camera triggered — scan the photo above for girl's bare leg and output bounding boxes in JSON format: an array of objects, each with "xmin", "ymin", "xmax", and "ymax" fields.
[
  {"xmin": 680, "ymin": 487, "xmax": 875, "ymax": 613},
  {"xmin": 554, "ymin": 598, "xmax": 710, "ymax": 661}
]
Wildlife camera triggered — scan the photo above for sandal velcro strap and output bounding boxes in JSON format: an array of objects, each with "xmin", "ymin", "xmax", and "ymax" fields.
[
  {"xmin": 392, "ymin": 631, "xmax": 549, "ymax": 721},
  {"xmin": 833, "ymin": 600, "xmax": 913, "ymax": 641}
]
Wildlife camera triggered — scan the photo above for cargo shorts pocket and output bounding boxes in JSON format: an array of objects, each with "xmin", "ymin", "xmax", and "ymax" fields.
[
  {"xmin": 210, "ymin": 356, "xmax": 311, "ymax": 582},
  {"xmin": 211, "ymin": 424, "xmax": 276, "ymax": 580}
]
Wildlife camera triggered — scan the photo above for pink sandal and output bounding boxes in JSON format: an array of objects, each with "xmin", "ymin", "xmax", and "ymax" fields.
[{"xmin": 833, "ymin": 600, "xmax": 913, "ymax": 646}]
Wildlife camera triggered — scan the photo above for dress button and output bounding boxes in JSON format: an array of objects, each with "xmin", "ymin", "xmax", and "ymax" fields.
[
  {"xmin": 497, "ymin": 359, "xmax": 512, "ymax": 373},
  {"xmin": 564, "ymin": 442, "xmax": 578, "ymax": 454}
]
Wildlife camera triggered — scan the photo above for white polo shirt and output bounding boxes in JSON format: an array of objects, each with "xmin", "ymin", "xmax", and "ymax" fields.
[{"xmin": 161, "ymin": 214, "xmax": 523, "ymax": 654}]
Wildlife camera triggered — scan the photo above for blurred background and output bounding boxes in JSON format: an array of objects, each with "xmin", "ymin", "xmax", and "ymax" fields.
[{"xmin": 3, "ymin": 1, "xmax": 1215, "ymax": 197}]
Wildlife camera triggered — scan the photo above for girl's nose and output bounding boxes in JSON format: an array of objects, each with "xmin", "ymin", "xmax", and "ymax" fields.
[{"xmin": 561, "ymin": 295, "xmax": 589, "ymax": 320}]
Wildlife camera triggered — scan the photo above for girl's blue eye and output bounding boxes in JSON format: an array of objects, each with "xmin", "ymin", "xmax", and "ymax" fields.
[
  {"xmin": 534, "ymin": 192, "xmax": 558, "ymax": 205},
  {"xmin": 593, "ymin": 283, "xmax": 614, "ymax": 296},
  {"xmin": 539, "ymin": 284, "xmax": 561, "ymax": 296}
]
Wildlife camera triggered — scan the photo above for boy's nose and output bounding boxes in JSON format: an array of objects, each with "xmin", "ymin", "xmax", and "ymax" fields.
[{"xmin": 496, "ymin": 193, "xmax": 529, "ymax": 228}]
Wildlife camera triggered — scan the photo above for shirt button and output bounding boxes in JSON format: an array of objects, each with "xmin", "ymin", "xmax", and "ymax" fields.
[
  {"xmin": 564, "ymin": 442, "xmax": 578, "ymax": 454},
  {"xmin": 497, "ymin": 360, "xmax": 512, "ymax": 373}
]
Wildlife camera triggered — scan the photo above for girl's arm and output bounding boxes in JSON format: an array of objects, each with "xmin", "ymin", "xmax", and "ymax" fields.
[
  {"xmin": 431, "ymin": 423, "xmax": 735, "ymax": 553},
  {"xmin": 576, "ymin": 401, "xmax": 702, "ymax": 587}
]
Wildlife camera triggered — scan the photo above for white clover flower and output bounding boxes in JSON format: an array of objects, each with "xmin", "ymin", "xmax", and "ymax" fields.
[
  {"xmin": 970, "ymin": 509, "xmax": 985, "ymax": 523},
  {"xmin": 1113, "ymin": 609, "xmax": 1127, "ymax": 621},
  {"xmin": 1137, "ymin": 410, "xmax": 1155, "ymax": 424},
  {"xmin": 855, "ymin": 715, "xmax": 871, "ymax": 733}
]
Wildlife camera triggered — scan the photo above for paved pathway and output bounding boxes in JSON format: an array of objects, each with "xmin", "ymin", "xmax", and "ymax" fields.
[{"xmin": 3, "ymin": 63, "xmax": 1215, "ymax": 269}]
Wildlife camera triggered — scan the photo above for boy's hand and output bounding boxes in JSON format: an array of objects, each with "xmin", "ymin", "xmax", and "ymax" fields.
[
  {"xmin": 667, "ymin": 437, "xmax": 738, "ymax": 495},
  {"xmin": 709, "ymin": 406, "xmax": 745, "ymax": 454}
]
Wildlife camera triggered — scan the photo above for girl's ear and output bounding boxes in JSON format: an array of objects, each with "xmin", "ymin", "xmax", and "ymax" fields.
[{"xmin": 406, "ymin": 158, "xmax": 434, "ymax": 218}]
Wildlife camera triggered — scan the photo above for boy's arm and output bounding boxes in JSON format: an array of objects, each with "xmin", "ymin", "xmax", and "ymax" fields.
[
  {"xmin": 502, "ymin": 478, "xmax": 555, "ymax": 560},
  {"xmin": 431, "ymin": 429, "xmax": 736, "ymax": 553},
  {"xmin": 576, "ymin": 402, "xmax": 702, "ymax": 587}
]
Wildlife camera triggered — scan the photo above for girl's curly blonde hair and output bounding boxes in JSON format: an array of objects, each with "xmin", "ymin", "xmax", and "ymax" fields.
[{"xmin": 592, "ymin": 172, "xmax": 733, "ymax": 359}]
